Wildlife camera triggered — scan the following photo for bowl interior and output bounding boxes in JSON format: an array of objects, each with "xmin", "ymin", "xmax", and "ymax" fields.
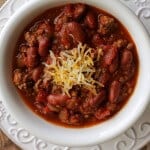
[{"xmin": 0, "ymin": 0, "xmax": 150, "ymax": 147}]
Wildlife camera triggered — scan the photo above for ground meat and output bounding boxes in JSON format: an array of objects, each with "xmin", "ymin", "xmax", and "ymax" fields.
[
  {"xmin": 59, "ymin": 108, "xmax": 69, "ymax": 123},
  {"xmin": 13, "ymin": 69, "xmax": 23, "ymax": 85},
  {"xmin": 98, "ymin": 15, "xmax": 117, "ymax": 35},
  {"xmin": 25, "ymin": 32, "xmax": 37, "ymax": 46}
]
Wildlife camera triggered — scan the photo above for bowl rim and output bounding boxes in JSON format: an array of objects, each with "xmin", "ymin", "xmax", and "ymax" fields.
[{"xmin": 0, "ymin": 0, "xmax": 150, "ymax": 147}]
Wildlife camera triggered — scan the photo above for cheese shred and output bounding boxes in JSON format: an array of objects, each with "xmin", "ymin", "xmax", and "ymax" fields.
[{"xmin": 43, "ymin": 43, "xmax": 103, "ymax": 96}]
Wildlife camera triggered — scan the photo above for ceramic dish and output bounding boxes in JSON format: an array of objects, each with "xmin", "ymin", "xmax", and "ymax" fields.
[{"xmin": 0, "ymin": 0, "xmax": 150, "ymax": 147}]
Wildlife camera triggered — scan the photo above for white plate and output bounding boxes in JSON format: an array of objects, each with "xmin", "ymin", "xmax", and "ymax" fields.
[{"xmin": 0, "ymin": 0, "xmax": 150, "ymax": 149}]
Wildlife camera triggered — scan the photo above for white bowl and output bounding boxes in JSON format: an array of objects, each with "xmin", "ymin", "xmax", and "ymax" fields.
[{"xmin": 0, "ymin": 0, "xmax": 150, "ymax": 147}]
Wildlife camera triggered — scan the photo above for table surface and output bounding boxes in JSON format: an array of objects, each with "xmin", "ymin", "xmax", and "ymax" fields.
[{"xmin": 0, "ymin": 0, "xmax": 149, "ymax": 149}]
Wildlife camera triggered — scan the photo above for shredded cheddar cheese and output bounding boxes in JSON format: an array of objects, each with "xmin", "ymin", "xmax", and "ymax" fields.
[{"xmin": 43, "ymin": 43, "xmax": 103, "ymax": 96}]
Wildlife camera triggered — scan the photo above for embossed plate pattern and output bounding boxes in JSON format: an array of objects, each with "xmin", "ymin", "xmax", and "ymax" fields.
[{"xmin": 0, "ymin": 0, "xmax": 150, "ymax": 150}]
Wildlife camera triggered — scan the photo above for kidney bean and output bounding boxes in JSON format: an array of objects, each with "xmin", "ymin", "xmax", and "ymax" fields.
[
  {"xmin": 54, "ymin": 12, "xmax": 70, "ymax": 31},
  {"xmin": 59, "ymin": 3, "xmax": 86, "ymax": 21},
  {"xmin": 38, "ymin": 36, "xmax": 49, "ymax": 57},
  {"xmin": 27, "ymin": 46, "xmax": 37, "ymax": 55},
  {"xmin": 99, "ymin": 72, "xmax": 110, "ymax": 85},
  {"xmin": 85, "ymin": 12, "xmax": 97, "ymax": 29},
  {"xmin": 109, "ymin": 80, "xmax": 121, "ymax": 103},
  {"xmin": 121, "ymin": 50, "xmax": 133, "ymax": 66},
  {"xmin": 67, "ymin": 22, "xmax": 85, "ymax": 43},
  {"xmin": 47, "ymin": 94, "xmax": 69, "ymax": 106},
  {"xmin": 32, "ymin": 66, "xmax": 43, "ymax": 82},
  {"xmin": 103, "ymin": 45, "xmax": 117, "ymax": 66},
  {"xmin": 54, "ymin": 4, "xmax": 74, "ymax": 31},
  {"xmin": 59, "ymin": 22, "xmax": 85, "ymax": 48},
  {"xmin": 26, "ymin": 47, "xmax": 38, "ymax": 68},
  {"xmin": 89, "ymin": 90, "xmax": 106, "ymax": 107},
  {"xmin": 59, "ymin": 29, "xmax": 72, "ymax": 49},
  {"xmin": 109, "ymin": 56, "xmax": 118, "ymax": 73}
]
